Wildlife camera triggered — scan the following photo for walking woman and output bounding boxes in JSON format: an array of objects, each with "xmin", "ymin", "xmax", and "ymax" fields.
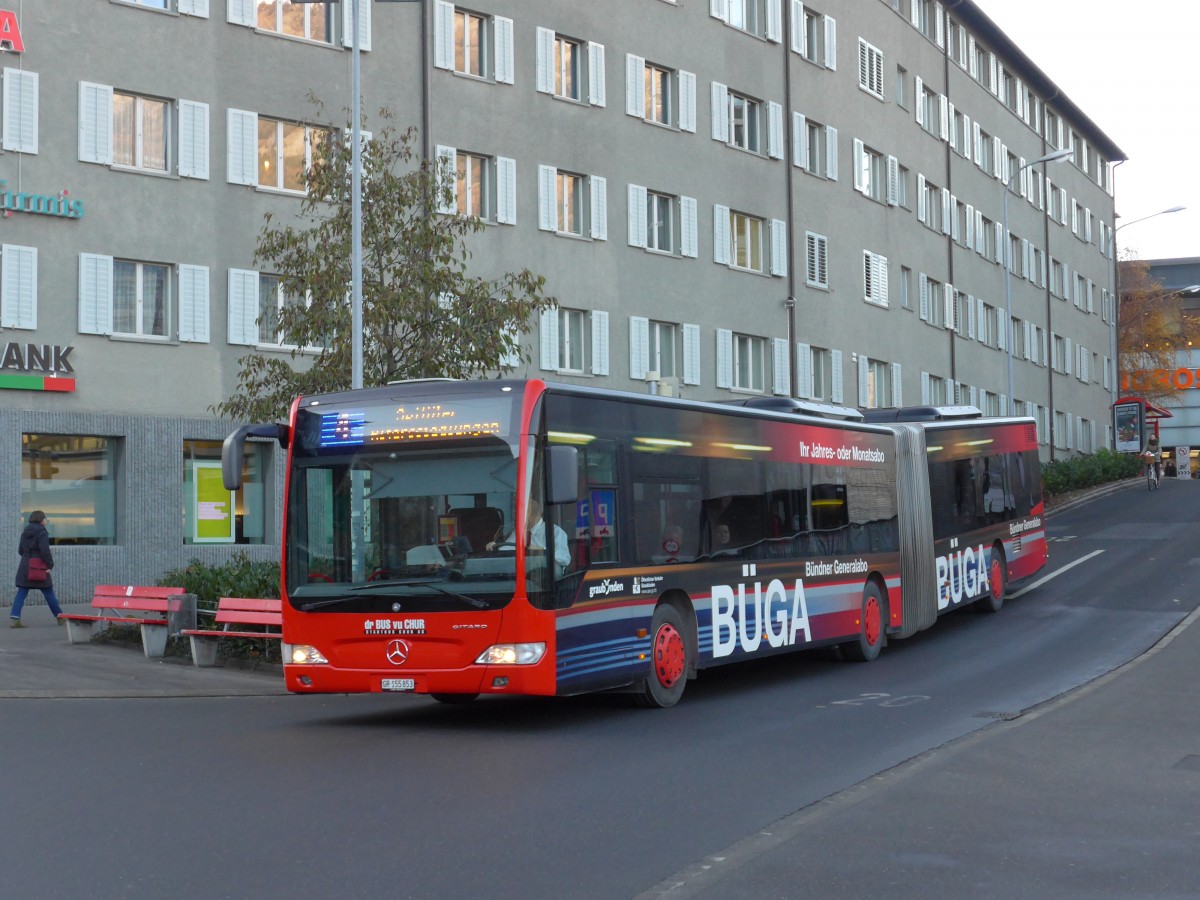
[{"xmin": 11, "ymin": 510, "xmax": 64, "ymax": 627}]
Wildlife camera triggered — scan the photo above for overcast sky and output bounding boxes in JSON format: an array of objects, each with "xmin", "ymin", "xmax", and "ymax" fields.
[{"xmin": 972, "ymin": 0, "xmax": 1197, "ymax": 262}]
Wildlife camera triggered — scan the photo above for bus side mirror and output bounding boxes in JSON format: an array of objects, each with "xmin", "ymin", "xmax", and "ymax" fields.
[
  {"xmin": 546, "ymin": 445, "xmax": 579, "ymax": 506},
  {"xmin": 222, "ymin": 423, "xmax": 288, "ymax": 490}
]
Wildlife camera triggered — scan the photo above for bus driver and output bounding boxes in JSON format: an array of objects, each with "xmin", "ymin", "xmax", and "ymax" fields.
[{"xmin": 487, "ymin": 499, "xmax": 572, "ymax": 574}]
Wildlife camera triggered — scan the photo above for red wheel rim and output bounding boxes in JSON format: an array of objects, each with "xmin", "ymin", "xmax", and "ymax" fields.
[
  {"xmin": 990, "ymin": 557, "xmax": 1004, "ymax": 601},
  {"xmin": 863, "ymin": 595, "xmax": 882, "ymax": 646},
  {"xmin": 653, "ymin": 623, "xmax": 686, "ymax": 689}
]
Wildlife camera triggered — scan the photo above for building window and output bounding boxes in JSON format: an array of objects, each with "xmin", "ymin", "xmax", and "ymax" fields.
[
  {"xmin": 454, "ymin": 8, "xmax": 487, "ymax": 76},
  {"xmin": 798, "ymin": 116, "xmax": 835, "ymax": 178},
  {"xmin": 730, "ymin": 211, "xmax": 764, "ymax": 273},
  {"xmin": 920, "ymin": 177, "xmax": 941, "ymax": 231},
  {"xmin": 257, "ymin": 118, "xmax": 328, "ymax": 192},
  {"xmin": 647, "ymin": 191, "xmax": 675, "ymax": 253},
  {"xmin": 899, "ymin": 265, "xmax": 912, "ymax": 310},
  {"xmin": 863, "ymin": 251, "xmax": 888, "ymax": 306},
  {"xmin": 727, "ymin": 0, "xmax": 767, "ymax": 37},
  {"xmin": 728, "ymin": 91, "xmax": 762, "ymax": 153},
  {"xmin": 257, "ymin": 274, "xmax": 298, "ymax": 346},
  {"xmin": 856, "ymin": 142, "xmax": 886, "ymax": 202},
  {"xmin": 558, "ymin": 307, "xmax": 587, "ymax": 372},
  {"xmin": 895, "ymin": 65, "xmax": 908, "ymax": 108},
  {"xmin": 184, "ymin": 440, "xmax": 267, "ymax": 544},
  {"xmin": 256, "ymin": 0, "xmax": 334, "ymax": 43},
  {"xmin": 977, "ymin": 126, "xmax": 994, "ymax": 173},
  {"xmin": 806, "ymin": 232, "xmax": 829, "ymax": 288},
  {"xmin": 112, "ymin": 92, "xmax": 169, "ymax": 173},
  {"xmin": 456, "ymin": 151, "xmax": 489, "ymax": 218},
  {"xmin": 113, "ymin": 260, "xmax": 169, "ymax": 338},
  {"xmin": 810, "ymin": 346, "xmax": 831, "ymax": 400},
  {"xmin": 649, "ymin": 320, "xmax": 682, "ymax": 379},
  {"xmin": 22, "ymin": 434, "xmax": 117, "ymax": 546},
  {"xmin": 645, "ymin": 63, "xmax": 672, "ymax": 125},
  {"xmin": 554, "ymin": 35, "xmax": 582, "ymax": 100},
  {"xmin": 864, "ymin": 358, "xmax": 890, "ymax": 409},
  {"xmin": 797, "ymin": 5, "xmax": 829, "ymax": 65},
  {"xmin": 733, "ymin": 333, "xmax": 766, "ymax": 392},
  {"xmin": 556, "ymin": 171, "xmax": 584, "ymax": 235},
  {"xmin": 858, "ymin": 39, "xmax": 884, "ymax": 99},
  {"xmin": 919, "ymin": 85, "xmax": 938, "ymax": 136}
]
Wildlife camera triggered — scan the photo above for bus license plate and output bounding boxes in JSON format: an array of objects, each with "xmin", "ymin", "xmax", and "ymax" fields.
[{"xmin": 381, "ymin": 678, "xmax": 416, "ymax": 692}]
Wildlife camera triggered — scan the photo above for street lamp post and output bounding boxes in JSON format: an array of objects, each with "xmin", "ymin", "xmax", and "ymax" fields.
[
  {"xmin": 1004, "ymin": 148, "xmax": 1072, "ymax": 416},
  {"xmin": 1111, "ymin": 206, "xmax": 1186, "ymax": 406}
]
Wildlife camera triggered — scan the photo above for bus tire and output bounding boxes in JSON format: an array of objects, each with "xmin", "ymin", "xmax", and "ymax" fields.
[
  {"xmin": 431, "ymin": 693, "xmax": 479, "ymax": 704},
  {"xmin": 841, "ymin": 581, "xmax": 886, "ymax": 663},
  {"xmin": 976, "ymin": 545, "xmax": 1006, "ymax": 614},
  {"xmin": 634, "ymin": 604, "xmax": 690, "ymax": 709}
]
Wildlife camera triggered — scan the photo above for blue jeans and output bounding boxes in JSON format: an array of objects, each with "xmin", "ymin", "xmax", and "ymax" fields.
[{"xmin": 10, "ymin": 586, "xmax": 63, "ymax": 620}]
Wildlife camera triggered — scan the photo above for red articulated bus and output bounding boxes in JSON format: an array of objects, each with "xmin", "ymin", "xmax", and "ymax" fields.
[{"xmin": 222, "ymin": 379, "xmax": 1047, "ymax": 707}]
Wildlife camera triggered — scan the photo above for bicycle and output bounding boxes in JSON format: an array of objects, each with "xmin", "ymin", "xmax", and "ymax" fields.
[{"xmin": 1145, "ymin": 456, "xmax": 1160, "ymax": 491}]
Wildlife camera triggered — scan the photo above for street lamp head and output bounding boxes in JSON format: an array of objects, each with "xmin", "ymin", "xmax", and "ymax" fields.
[
  {"xmin": 1035, "ymin": 147, "xmax": 1073, "ymax": 166},
  {"xmin": 1164, "ymin": 205, "xmax": 1187, "ymax": 214}
]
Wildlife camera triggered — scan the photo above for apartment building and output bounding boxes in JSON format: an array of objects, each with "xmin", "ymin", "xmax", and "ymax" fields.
[{"xmin": 0, "ymin": 0, "xmax": 1123, "ymax": 601}]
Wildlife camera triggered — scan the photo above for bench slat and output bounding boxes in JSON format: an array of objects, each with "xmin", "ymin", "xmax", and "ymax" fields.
[
  {"xmin": 181, "ymin": 629, "xmax": 282, "ymax": 640},
  {"xmin": 215, "ymin": 610, "xmax": 282, "ymax": 627},
  {"xmin": 217, "ymin": 597, "xmax": 282, "ymax": 613}
]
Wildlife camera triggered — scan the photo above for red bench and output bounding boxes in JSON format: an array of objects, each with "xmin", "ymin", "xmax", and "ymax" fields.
[
  {"xmin": 180, "ymin": 597, "xmax": 286, "ymax": 668},
  {"xmin": 60, "ymin": 585, "xmax": 188, "ymax": 658}
]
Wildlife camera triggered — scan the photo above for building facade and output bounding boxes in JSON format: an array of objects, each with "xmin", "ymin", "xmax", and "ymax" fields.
[{"xmin": 0, "ymin": 0, "xmax": 1123, "ymax": 605}]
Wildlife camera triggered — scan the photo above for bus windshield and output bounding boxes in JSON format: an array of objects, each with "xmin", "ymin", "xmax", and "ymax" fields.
[{"xmin": 284, "ymin": 388, "xmax": 537, "ymax": 612}]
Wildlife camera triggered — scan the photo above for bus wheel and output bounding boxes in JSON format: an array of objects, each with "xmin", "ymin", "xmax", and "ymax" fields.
[
  {"xmin": 431, "ymin": 693, "xmax": 479, "ymax": 704},
  {"xmin": 635, "ymin": 604, "xmax": 689, "ymax": 709},
  {"xmin": 841, "ymin": 582, "xmax": 886, "ymax": 663},
  {"xmin": 977, "ymin": 546, "xmax": 1006, "ymax": 614}
]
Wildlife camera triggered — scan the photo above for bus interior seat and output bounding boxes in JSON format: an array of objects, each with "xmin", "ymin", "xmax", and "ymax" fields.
[{"xmin": 448, "ymin": 507, "xmax": 503, "ymax": 554}]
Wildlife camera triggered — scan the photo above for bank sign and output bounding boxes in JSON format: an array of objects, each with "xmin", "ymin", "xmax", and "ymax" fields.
[{"xmin": 0, "ymin": 342, "xmax": 76, "ymax": 392}]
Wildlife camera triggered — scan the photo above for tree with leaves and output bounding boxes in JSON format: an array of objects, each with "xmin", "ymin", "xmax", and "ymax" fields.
[
  {"xmin": 1118, "ymin": 257, "xmax": 1200, "ymax": 406},
  {"xmin": 214, "ymin": 106, "xmax": 555, "ymax": 422}
]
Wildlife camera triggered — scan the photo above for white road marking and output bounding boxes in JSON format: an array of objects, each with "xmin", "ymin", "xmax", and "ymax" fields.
[{"xmin": 1009, "ymin": 548, "xmax": 1105, "ymax": 599}]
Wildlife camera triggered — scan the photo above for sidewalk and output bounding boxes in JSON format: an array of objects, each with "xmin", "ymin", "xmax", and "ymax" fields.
[
  {"xmin": 647, "ymin": 598, "xmax": 1200, "ymax": 898},
  {"xmin": 0, "ymin": 601, "xmax": 289, "ymax": 699}
]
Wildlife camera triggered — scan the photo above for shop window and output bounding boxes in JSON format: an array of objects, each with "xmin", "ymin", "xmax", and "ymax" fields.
[
  {"xmin": 183, "ymin": 439, "xmax": 269, "ymax": 544},
  {"xmin": 21, "ymin": 434, "xmax": 118, "ymax": 545}
]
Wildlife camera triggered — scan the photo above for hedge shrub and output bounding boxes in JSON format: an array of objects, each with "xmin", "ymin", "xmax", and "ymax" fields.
[{"xmin": 1041, "ymin": 448, "xmax": 1142, "ymax": 498}]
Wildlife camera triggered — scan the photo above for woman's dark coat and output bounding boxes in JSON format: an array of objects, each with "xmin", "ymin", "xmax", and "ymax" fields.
[{"xmin": 16, "ymin": 522, "xmax": 53, "ymax": 590}]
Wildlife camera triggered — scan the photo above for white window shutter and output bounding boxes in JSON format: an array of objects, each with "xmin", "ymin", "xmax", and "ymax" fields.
[
  {"xmin": 793, "ymin": 112, "xmax": 808, "ymax": 169},
  {"xmin": 433, "ymin": 1, "xmax": 454, "ymax": 70},
  {"xmin": 1064, "ymin": 337, "xmax": 1072, "ymax": 375},
  {"xmin": 0, "ymin": 244, "xmax": 37, "ymax": 329},
  {"xmin": 975, "ymin": 209, "xmax": 984, "ymax": 254},
  {"xmin": 858, "ymin": 354, "xmax": 869, "ymax": 407},
  {"xmin": 939, "ymin": 94, "xmax": 949, "ymax": 141},
  {"xmin": 824, "ymin": 17, "xmax": 837, "ymax": 69},
  {"xmin": 710, "ymin": 82, "xmax": 729, "ymax": 142},
  {"xmin": 226, "ymin": 108, "xmax": 257, "ymax": 185},
  {"xmin": 943, "ymin": 283, "xmax": 954, "ymax": 330},
  {"xmin": 716, "ymin": 328, "xmax": 733, "ymax": 389},
  {"xmin": 997, "ymin": 313, "xmax": 1007, "ymax": 351},
  {"xmin": 539, "ymin": 309, "xmax": 559, "ymax": 370},
  {"xmin": 891, "ymin": 362, "xmax": 902, "ymax": 407},
  {"xmin": 770, "ymin": 219, "xmax": 787, "ymax": 277},
  {"xmin": 435, "ymin": 145, "xmax": 458, "ymax": 214},
  {"xmin": 914, "ymin": 75, "xmax": 924, "ymax": 127},
  {"xmin": 226, "ymin": 268, "xmax": 259, "ymax": 345},
  {"xmin": 627, "ymin": 184, "xmax": 648, "ymax": 247},
  {"xmin": 537, "ymin": 165, "xmax": 557, "ymax": 231},
  {"xmin": 679, "ymin": 71, "xmax": 697, "ymax": 132},
  {"xmin": 766, "ymin": 0, "xmax": 783, "ymax": 43},
  {"xmin": 341, "ymin": 0, "xmax": 371, "ymax": 51},
  {"xmin": 226, "ymin": 0, "xmax": 254, "ymax": 26},
  {"xmin": 495, "ymin": 17, "xmax": 515, "ymax": 84},
  {"xmin": 767, "ymin": 101, "xmax": 784, "ymax": 159},
  {"xmin": 967, "ymin": 294, "xmax": 976, "ymax": 339},
  {"xmin": 535, "ymin": 27, "xmax": 555, "ymax": 94},
  {"xmin": 831, "ymin": 349, "xmax": 844, "ymax": 403},
  {"xmin": 919, "ymin": 272, "xmax": 929, "ymax": 321},
  {"xmin": 796, "ymin": 343, "xmax": 812, "ymax": 399},
  {"xmin": 78, "ymin": 253, "xmax": 113, "ymax": 335},
  {"xmin": 681, "ymin": 196, "xmax": 698, "ymax": 258},
  {"xmin": 711, "ymin": 0, "xmax": 729, "ymax": 22},
  {"xmin": 886, "ymin": 155, "xmax": 899, "ymax": 206},
  {"xmin": 629, "ymin": 316, "xmax": 650, "ymax": 380},
  {"xmin": 590, "ymin": 175, "xmax": 608, "ymax": 241},
  {"xmin": 945, "ymin": 377, "xmax": 955, "ymax": 403},
  {"xmin": 921, "ymin": 372, "xmax": 931, "ymax": 404},
  {"xmin": 588, "ymin": 42, "xmax": 606, "ymax": 107},
  {"xmin": 683, "ymin": 323, "xmax": 701, "ymax": 385},
  {"xmin": 791, "ymin": 0, "xmax": 805, "ymax": 54},
  {"xmin": 773, "ymin": 338, "xmax": 790, "ymax": 395},
  {"xmin": 993, "ymin": 136, "xmax": 1003, "ymax": 179},
  {"xmin": 977, "ymin": 297, "xmax": 986, "ymax": 343},
  {"xmin": 853, "ymin": 139, "xmax": 866, "ymax": 194},
  {"xmin": 713, "ymin": 204, "xmax": 731, "ymax": 265},
  {"xmin": 947, "ymin": 100, "xmax": 957, "ymax": 150},
  {"xmin": 178, "ymin": 0, "xmax": 209, "ymax": 15},
  {"xmin": 177, "ymin": 264, "xmax": 210, "ymax": 343},
  {"xmin": 825, "ymin": 126, "xmax": 838, "ymax": 180},
  {"xmin": 626, "ymin": 54, "xmax": 647, "ymax": 118},
  {"xmin": 78, "ymin": 81, "xmax": 113, "ymax": 164},
  {"xmin": 591, "ymin": 309, "xmax": 609, "ymax": 375},
  {"xmin": 965, "ymin": 204, "xmax": 975, "ymax": 247},
  {"xmin": 176, "ymin": 100, "xmax": 209, "ymax": 180},
  {"xmin": 2, "ymin": 68, "xmax": 38, "ymax": 154},
  {"xmin": 917, "ymin": 173, "xmax": 926, "ymax": 223},
  {"xmin": 496, "ymin": 157, "xmax": 516, "ymax": 225},
  {"xmin": 941, "ymin": 189, "xmax": 951, "ymax": 235}
]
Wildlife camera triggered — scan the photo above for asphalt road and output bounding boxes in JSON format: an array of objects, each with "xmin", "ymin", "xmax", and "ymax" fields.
[{"xmin": 2, "ymin": 479, "xmax": 1192, "ymax": 899}]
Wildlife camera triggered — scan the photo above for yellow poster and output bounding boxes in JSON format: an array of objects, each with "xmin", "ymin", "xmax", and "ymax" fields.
[{"xmin": 193, "ymin": 461, "xmax": 235, "ymax": 543}]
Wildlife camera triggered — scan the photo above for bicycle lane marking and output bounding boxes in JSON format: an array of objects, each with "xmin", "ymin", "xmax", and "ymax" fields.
[{"xmin": 1009, "ymin": 548, "xmax": 1105, "ymax": 600}]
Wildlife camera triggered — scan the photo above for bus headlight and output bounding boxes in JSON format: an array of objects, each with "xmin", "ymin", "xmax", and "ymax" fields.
[
  {"xmin": 291, "ymin": 645, "xmax": 329, "ymax": 665},
  {"xmin": 475, "ymin": 643, "xmax": 546, "ymax": 665}
]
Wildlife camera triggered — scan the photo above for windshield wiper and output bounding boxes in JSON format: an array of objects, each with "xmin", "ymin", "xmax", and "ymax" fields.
[{"xmin": 349, "ymin": 579, "xmax": 489, "ymax": 608}]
